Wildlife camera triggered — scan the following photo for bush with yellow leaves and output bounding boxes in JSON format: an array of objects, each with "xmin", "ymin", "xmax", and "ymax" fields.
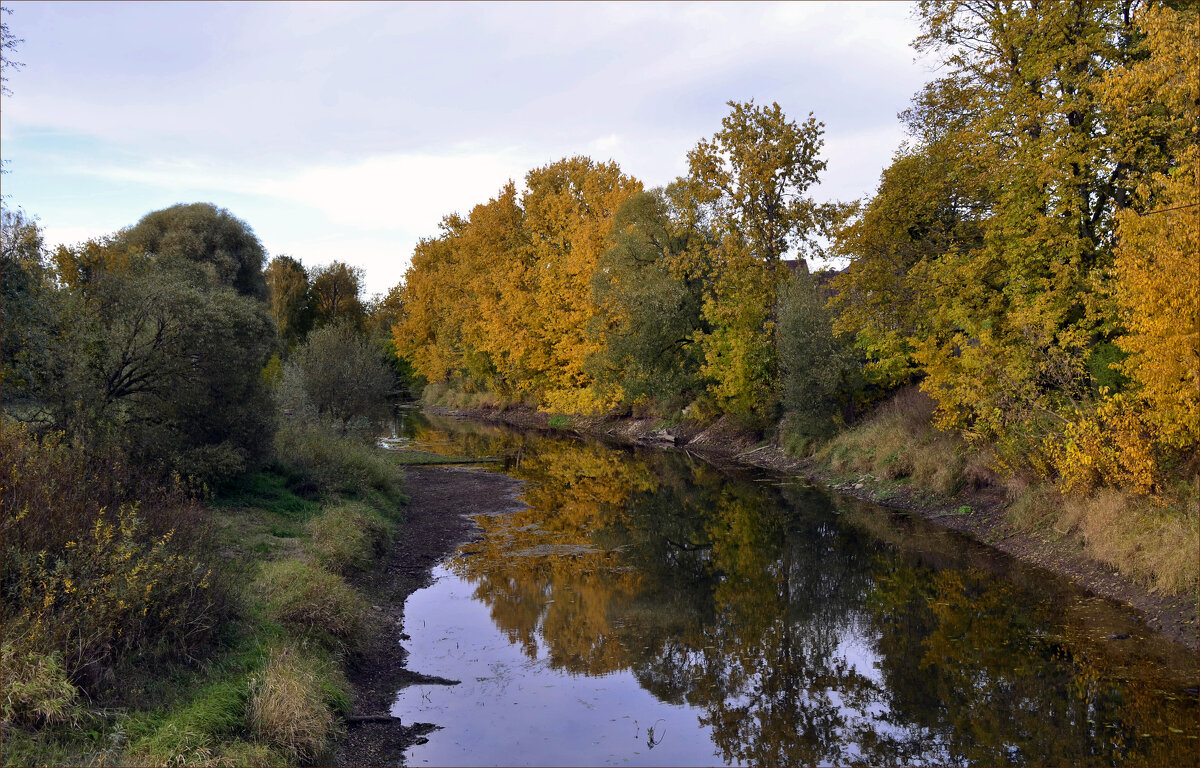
[
  {"xmin": 1047, "ymin": 392, "xmax": 1159, "ymax": 496},
  {"xmin": 3, "ymin": 505, "xmax": 219, "ymax": 691}
]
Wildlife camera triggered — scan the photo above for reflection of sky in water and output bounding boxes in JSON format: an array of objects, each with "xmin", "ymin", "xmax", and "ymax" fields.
[{"xmin": 394, "ymin": 565, "xmax": 729, "ymax": 767}]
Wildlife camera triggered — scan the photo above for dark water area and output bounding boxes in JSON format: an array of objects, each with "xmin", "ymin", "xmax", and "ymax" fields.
[{"xmin": 383, "ymin": 411, "xmax": 1198, "ymax": 767}]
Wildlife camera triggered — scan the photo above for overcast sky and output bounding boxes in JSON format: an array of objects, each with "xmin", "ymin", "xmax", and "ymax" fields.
[{"xmin": 1, "ymin": 1, "xmax": 931, "ymax": 296}]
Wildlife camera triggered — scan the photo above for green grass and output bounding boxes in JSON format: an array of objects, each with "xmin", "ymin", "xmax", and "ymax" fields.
[
  {"xmin": 548, "ymin": 414, "xmax": 571, "ymax": 430},
  {"xmin": 255, "ymin": 560, "xmax": 368, "ymax": 650},
  {"xmin": 306, "ymin": 502, "xmax": 391, "ymax": 574},
  {"xmin": 215, "ymin": 469, "xmax": 320, "ymax": 520}
]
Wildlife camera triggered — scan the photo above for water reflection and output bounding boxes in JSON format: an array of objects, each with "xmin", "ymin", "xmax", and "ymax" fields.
[{"xmin": 393, "ymin": 412, "xmax": 1199, "ymax": 767}]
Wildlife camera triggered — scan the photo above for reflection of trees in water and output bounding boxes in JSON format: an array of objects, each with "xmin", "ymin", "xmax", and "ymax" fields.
[
  {"xmin": 645, "ymin": 482, "xmax": 880, "ymax": 767},
  {"xmin": 864, "ymin": 563, "xmax": 1200, "ymax": 766},
  {"xmin": 423, "ymin": 420, "xmax": 1199, "ymax": 767}
]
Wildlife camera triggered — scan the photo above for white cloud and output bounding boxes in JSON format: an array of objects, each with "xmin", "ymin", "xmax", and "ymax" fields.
[{"xmin": 256, "ymin": 151, "xmax": 531, "ymax": 233}]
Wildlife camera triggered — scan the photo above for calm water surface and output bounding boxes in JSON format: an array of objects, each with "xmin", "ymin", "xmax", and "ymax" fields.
[{"xmin": 385, "ymin": 412, "xmax": 1198, "ymax": 767}]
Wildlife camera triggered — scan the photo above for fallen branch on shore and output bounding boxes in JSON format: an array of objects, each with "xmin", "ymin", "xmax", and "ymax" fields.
[{"xmin": 345, "ymin": 714, "xmax": 403, "ymax": 724}]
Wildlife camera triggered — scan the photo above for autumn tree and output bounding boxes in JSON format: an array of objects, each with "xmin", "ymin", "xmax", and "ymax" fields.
[
  {"xmin": 824, "ymin": 2, "xmax": 1153, "ymax": 472},
  {"xmin": 393, "ymin": 224, "xmax": 470, "ymax": 386},
  {"xmin": 521, "ymin": 156, "xmax": 642, "ymax": 413},
  {"xmin": 1105, "ymin": 2, "xmax": 1199, "ymax": 454},
  {"xmin": 451, "ymin": 182, "xmax": 536, "ymax": 396},
  {"xmin": 686, "ymin": 100, "xmax": 835, "ymax": 417},
  {"xmin": 1046, "ymin": 2, "xmax": 1200, "ymax": 493}
]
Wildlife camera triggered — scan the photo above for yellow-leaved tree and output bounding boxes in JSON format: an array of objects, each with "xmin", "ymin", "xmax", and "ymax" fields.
[
  {"xmin": 1047, "ymin": 3, "xmax": 1200, "ymax": 494},
  {"xmin": 521, "ymin": 157, "xmax": 642, "ymax": 413}
]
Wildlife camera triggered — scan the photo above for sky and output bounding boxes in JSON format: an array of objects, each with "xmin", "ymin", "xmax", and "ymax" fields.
[{"xmin": 1, "ymin": 1, "xmax": 933, "ymax": 297}]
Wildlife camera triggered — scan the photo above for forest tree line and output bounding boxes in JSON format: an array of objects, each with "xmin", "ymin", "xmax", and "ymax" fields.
[{"xmin": 392, "ymin": 0, "xmax": 1198, "ymax": 499}]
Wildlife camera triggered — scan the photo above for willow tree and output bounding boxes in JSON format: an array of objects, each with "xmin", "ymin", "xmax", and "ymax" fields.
[
  {"xmin": 113, "ymin": 202, "xmax": 269, "ymax": 299},
  {"xmin": 265, "ymin": 254, "xmax": 312, "ymax": 348}
]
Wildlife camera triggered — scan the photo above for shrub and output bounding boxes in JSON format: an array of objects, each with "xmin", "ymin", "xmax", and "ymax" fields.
[
  {"xmin": 278, "ymin": 320, "xmax": 394, "ymax": 433},
  {"xmin": 3, "ymin": 505, "xmax": 220, "ymax": 692},
  {"xmin": 253, "ymin": 560, "xmax": 367, "ymax": 645},
  {"xmin": 247, "ymin": 646, "xmax": 348, "ymax": 763},
  {"xmin": 0, "ymin": 421, "xmax": 201, "ymax": 557},
  {"xmin": 1047, "ymin": 392, "xmax": 1159, "ymax": 495}
]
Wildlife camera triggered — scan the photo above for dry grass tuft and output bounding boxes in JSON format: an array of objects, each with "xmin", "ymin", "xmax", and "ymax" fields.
[
  {"xmin": 247, "ymin": 646, "xmax": 346, "ymax": 763},
  {"xmin": 0, "ymin": 643, "xmax": 80, "ymax": 728},
  {"xmin": 1006, "ymin": 478, "xmax": 1199, "ymax": 596},
  {"xmin": 306, "ymin": 502, "xmax": 391, "ymax": 574},
  {"xmin": 1062, "ymin": 487, "xmax": 1198, "ymax": 595},
  {"xmin": 254, "ymin": 560, "xmax": 367, "ymax": 645}
]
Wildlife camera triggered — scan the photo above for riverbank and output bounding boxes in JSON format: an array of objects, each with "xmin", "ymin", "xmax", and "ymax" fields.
[
  {"xmin": 334, "ymin": 466, "xmax": 527, "ymax": 766},
  {"xmin": 427, "ymin": 403, "xmax": 1198, "ymax": 651}
]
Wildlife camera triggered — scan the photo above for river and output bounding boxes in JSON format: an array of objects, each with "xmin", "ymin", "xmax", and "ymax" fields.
[{"xmin": 383, "ymin": 411, "xmax": 1198, "ymax": 767}]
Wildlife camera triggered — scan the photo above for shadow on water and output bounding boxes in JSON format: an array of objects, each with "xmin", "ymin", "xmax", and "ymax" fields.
[{"xmin": 388, "ymin": 410, "xmax": 1199, "ymax": 767}]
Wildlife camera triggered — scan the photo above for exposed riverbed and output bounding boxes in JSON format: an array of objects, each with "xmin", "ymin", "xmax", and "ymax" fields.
[{"xmin": 349, "ymin": 412, "xmax": 1199, "ymax": 767}]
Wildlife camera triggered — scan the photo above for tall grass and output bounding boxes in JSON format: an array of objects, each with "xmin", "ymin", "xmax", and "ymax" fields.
[
  {"xmin": 815, "ymin": 387, "xmax": 995, "ymax": 497},
  {"xmin": 273, "ymin": 422, "xmax": 405, "ymax": 503},
  {"xmin": 247, "ymin": 646, "xmax": 349, "ymax": 763},
  {"xmin": 254, "ymin": 560, "xmax": 368, "ymax": 648},
  {"xmin": 1009, "ymin": 479, "xmax": 1199, "ymax": 596}
]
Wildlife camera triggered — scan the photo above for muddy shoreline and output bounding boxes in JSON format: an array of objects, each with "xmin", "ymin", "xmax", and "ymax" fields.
[
  {"xmin": 428, "ymin": 404, "xmax": 1198, "ymax": 651},
  {"xmin": 334, "ymin": 466, "xmax": 527, "ymax": 767}
]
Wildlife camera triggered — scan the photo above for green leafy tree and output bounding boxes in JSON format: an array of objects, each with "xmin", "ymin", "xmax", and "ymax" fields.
[
  {"xmin": 310, "ymin": 260, "xmax": 366, "ymax": 329},
  {"xmin": 112, "ymin": 202, "xmax": 269, "ymax": 299},
  {"xmin": 76, "ymin": 254, "xmax": 274, "ymax": 484},
  {"xmin": 590, "ymin": 189, "xmax": 709, "ymax": 408},
  {"xmin": 776, "ymin": 269, "xmax": 854, "ymax": 440},
  {"xmin": 829, "ymin": 143, "xmax": 989, "ymax": 391},
  {"xmin": 686, "ymin": 100, "xmax": 837, "ymax": 417},
  {"xmin": 14, "ymin": 204, "xmax": 278, "ymax": 485},
  {"xmin": 366, "ymin": 283, "xmax": 423, "ymax": 399},
  {"xmin": 0, "ymin": 208, "xmax": 53, "ymax": 396}
]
